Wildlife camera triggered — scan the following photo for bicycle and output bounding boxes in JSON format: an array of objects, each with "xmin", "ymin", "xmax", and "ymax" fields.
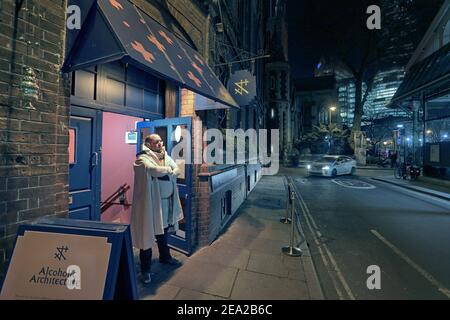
[
  {"xmin": 406, "ymin": 165, "xmax": 420, "ymax": 181},
  {"xmin": 394, "ymin": 162, "xmax": 420, "ymax": 180}
]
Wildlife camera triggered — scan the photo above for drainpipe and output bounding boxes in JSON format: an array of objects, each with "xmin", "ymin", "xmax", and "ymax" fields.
[{"xmin": 204, "ymin": 12, "xmax": 211, "ymax": 62}]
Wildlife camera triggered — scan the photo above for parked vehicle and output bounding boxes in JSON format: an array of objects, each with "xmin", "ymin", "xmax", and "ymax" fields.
[{"xmin": 306, "ymin": 155, "xmax": 357, "ymax": 177}]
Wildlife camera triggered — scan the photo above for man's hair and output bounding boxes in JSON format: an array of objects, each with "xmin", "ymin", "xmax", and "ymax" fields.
[{"xmin": 144, "ymin": 134, "xmax": 161, "ymax": 145}]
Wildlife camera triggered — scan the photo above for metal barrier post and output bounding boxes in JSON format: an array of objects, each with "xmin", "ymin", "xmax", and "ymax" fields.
[
  {"xmin": 280, "ymin": 184, "xmax": 292, "ymax": 224},
  {"xmin": 282, "ymin": 191, "xmax": 302, "ymax": 257}
]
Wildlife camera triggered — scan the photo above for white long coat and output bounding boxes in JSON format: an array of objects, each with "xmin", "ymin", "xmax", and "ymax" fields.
[{"xmin": 130, "ymin": 146, "xmax": 183, "ymax": 250}]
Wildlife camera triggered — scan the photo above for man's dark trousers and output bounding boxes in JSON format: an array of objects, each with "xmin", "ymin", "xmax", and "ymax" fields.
[{"xmin": 139, "ymin": 227, "xmax": 172, "ymax": 273}]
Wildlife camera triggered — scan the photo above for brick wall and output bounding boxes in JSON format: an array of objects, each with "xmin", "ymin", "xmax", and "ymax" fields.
[
  {"xmin": 180, "ymin": 88, "xmax": 195, "ymax": 117},
  {"xmin": 0, "ymin": 0, "xmax": 69, "ymax": 285}
]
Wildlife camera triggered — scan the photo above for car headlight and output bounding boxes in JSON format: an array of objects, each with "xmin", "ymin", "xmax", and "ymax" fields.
[
  {"xmin": 322, "ymin": 166, "xmax": 330, "ymax": 170},
  {"xmin": 306, "ymin": 165, "xmax": 311, "ymax": 170}
]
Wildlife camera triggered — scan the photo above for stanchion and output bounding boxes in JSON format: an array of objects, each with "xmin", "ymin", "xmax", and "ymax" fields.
[
  {"xmin": 280, "ymin": 184, "xmax": 292, "ymax": 224},
  {"xmin": 282, "ymin": 191, "xmax": 302, "ymax": 257}
]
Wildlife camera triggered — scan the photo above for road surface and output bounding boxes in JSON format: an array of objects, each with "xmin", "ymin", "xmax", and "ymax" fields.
[{"xmin": 292, "ymin": 169, "xmax": 450, "ymax": 299}]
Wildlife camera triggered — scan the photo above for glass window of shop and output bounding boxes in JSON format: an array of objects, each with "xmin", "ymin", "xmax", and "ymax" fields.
[{"xmin": 425, "ymin": 100, "xmax": 450, "ymax": 143}]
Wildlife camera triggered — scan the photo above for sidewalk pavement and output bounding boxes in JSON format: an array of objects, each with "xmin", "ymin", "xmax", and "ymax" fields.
[
  {"xmin": 138, "ymin": 175, "xmax": 324, "ymax": 300},
  {"xmin": 356, "ymin": 165, "xmax": 392, "ymax": 170},
  {"xmin": 371, "ymin": 176, "xmax": 450, "ymax": 201}
]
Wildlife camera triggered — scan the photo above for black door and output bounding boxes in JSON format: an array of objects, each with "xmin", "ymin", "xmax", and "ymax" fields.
[{"xmin": 69, "ymin": 106, "xmax": 102, "ymax": 220}]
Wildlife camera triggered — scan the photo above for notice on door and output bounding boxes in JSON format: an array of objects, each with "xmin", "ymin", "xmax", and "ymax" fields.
[{"xmin": 0, "ymin": 231, "xmax": 111, "ymax": 300}]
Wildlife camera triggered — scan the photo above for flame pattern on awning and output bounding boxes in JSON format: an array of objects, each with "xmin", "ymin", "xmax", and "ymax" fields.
[{"xmin": 64, "ymin": 0, "xmax": 239, "ymax": 109}]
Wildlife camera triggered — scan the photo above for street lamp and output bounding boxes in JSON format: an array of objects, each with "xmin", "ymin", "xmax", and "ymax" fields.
[{"xmin": 329, "ymin": 106, "xmax": 337, "ymax": 125}]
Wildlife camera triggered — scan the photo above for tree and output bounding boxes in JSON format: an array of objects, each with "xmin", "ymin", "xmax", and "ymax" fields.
[
  {"xmin": 299, "ymin": 0, "xmax": 443, "ymax": 135},
  {"xmin": 313, "ymin": 0, "xmax": 381, "ymax": 135},
  {"xmin": 296, "ymin": 124, "xmax": 351, "ymax": 155},
  {"xmin": 363, "ymin": 114, "xmax": 398, "ymax": 157}
]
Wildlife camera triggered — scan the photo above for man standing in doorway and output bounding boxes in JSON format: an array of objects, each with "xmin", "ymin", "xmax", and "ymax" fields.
[{"xmin": 131, "ymin": 134, "xmax": 183, "ymax": 284}]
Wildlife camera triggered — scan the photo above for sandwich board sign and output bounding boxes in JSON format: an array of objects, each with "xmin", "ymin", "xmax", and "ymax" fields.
[{"xmin": 0, "ymin": 218, "xmax": 138, "ymax": 300}]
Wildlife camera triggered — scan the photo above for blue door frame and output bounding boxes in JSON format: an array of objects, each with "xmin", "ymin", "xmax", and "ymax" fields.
[
  {"xmin": 69, "ymin": 106, "xmax": 102, "ymax": 221},
  {"xmin": 136, "ymin": 117, "xmax": 193, "ymax": 255}
]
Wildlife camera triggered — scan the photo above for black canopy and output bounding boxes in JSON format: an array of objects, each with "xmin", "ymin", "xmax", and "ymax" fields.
[
  {"xmin": 64, "ymin": 0, "xmax": 239, "ymax": 109},
  {"xmin": 391, "ymin": 43, "xmax": 450, "ymax": 103}
]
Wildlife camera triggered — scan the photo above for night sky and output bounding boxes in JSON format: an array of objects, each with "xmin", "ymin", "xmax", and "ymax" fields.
[
  {"xmin": 287, "ymin": 0, "xmax": 324, "ymax": 78},
  {"xmin": 287, "ymin": 0, "xmax": 444, "ymax": 79},
  {"xmin": 287, "ymin": 0, "xmax": 371, "ymax": 78}
]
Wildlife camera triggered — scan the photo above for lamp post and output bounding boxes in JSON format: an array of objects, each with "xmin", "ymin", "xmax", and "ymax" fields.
[{"xmin": 329, "ymin": 106, "xmax": 336, "ymax": 125}]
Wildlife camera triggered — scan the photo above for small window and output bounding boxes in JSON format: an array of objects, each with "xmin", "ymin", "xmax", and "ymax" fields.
[
  {"xmin": 221, "ymin": 191, "xmax": 232, "ymax": 223},
  {"xmin": 270, "ymin": 76, "xmax": 276, "ymax": 90},
  {"xmin": 225, "ymin": 191, "xmax": 232, "ymax": 215}
]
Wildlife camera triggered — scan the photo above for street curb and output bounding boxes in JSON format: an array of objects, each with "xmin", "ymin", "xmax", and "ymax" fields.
[
  {"xmin": 356, "ymin": 167, "xmax": 392, "ymax": 171},
  {"xmin": 286, "ymin": 166, "xmax": 392, "ymax": 171},
  {"xmin": 371, "ymin": 178, "xmax": 450, "ymax": 202},
  {"xmin": 299, "ymin": 233, "xmax": 325, "ymax": 300},
  {"xmin": 285, "ymin": 178, "xmax": 325, "ymax": 300}
]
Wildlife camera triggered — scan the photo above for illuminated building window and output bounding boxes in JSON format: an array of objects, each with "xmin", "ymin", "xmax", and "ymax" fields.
[{"xmin": 444, "ymin": 20, "xmax": 450, "ymax": 45}]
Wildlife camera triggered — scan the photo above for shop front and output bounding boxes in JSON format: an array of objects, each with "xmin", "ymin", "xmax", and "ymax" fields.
[
  {"xmin": 63, "ymin": 0, "xmax": 246, "ymax": 254},
  {"xmin": 390, "ymin": 42, "xmax": 450, "ymax": 180}
]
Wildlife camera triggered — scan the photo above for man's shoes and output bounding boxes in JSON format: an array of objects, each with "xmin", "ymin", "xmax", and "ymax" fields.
[
  {"xmin": 141, "ymin": 272, "xmax": 152, "ymax": 284},
  {"xmin": 159, "ymin": 257, "xmax": 182, "ymax": 267}
]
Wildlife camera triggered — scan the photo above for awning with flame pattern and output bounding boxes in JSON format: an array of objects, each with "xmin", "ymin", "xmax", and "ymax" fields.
[{"xmin": 63, "ymin": 0, "xmax": 239, "ymax": 109}]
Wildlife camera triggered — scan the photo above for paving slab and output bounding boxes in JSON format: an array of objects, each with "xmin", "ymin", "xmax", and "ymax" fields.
[
  {"xmin": 191, "ymin": 245, "xmax": 251, "ymax": 270},
  {"xmin": 246, "ymin": 252, "xmax": 289, "ymax": 277},
  {"xmin": 247, "ymin": 237, "xmax": 289, "ymax": 256},
  {"xmin": 141, "ymin": 284, "xmax": 181, "ymax": 300},
  {"xmin": 166, "ymin": 260, "xmax": 238, "ymax": 298},
  {"xmin": 175, "ymin": 288, "xmax": 227, "ymax": 300},
  {"xmin": 230, "ymin": 270, "xmax": 310, "ymax": 300}
]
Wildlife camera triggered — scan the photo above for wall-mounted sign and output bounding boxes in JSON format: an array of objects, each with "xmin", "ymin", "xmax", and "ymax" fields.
[
  {"xmin": 227, "ymin": 70, "xmax": 256, "ymax": 107},
  {"xmin": 125, "ymin": 131, "xmax": 137, "ymax": 144},
  {"xmin": 69, "ymin": 128, "xmax": 76, "ymax": 164},
  {"xmin": 0, "ymin": 218, "xmax": 138, "ymax": 300}
]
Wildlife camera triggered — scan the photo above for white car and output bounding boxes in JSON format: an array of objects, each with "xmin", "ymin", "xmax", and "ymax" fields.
[{"xmin": 306, "ymin": 155, "xmax": 357, "ymax": 177}]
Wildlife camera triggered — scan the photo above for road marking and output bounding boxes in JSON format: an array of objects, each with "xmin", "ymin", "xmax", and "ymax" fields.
[
  {"xmin": 332, "ymin": 179, "xmax": 376, "ymax": 189},
  {"xmin": 296, "ymin": 178, "xmax": 308, "ymax": 184},
  {"xmin": 300, "ymin": 202, "xmax": 345, "ymax": 300},
  {"xmin": 298, "ymin": 193, "xmax": 356, "ymax": 300},
  {"xmin": 370, "ymin": 229, "xmax": 450, "ymax": 299}
]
